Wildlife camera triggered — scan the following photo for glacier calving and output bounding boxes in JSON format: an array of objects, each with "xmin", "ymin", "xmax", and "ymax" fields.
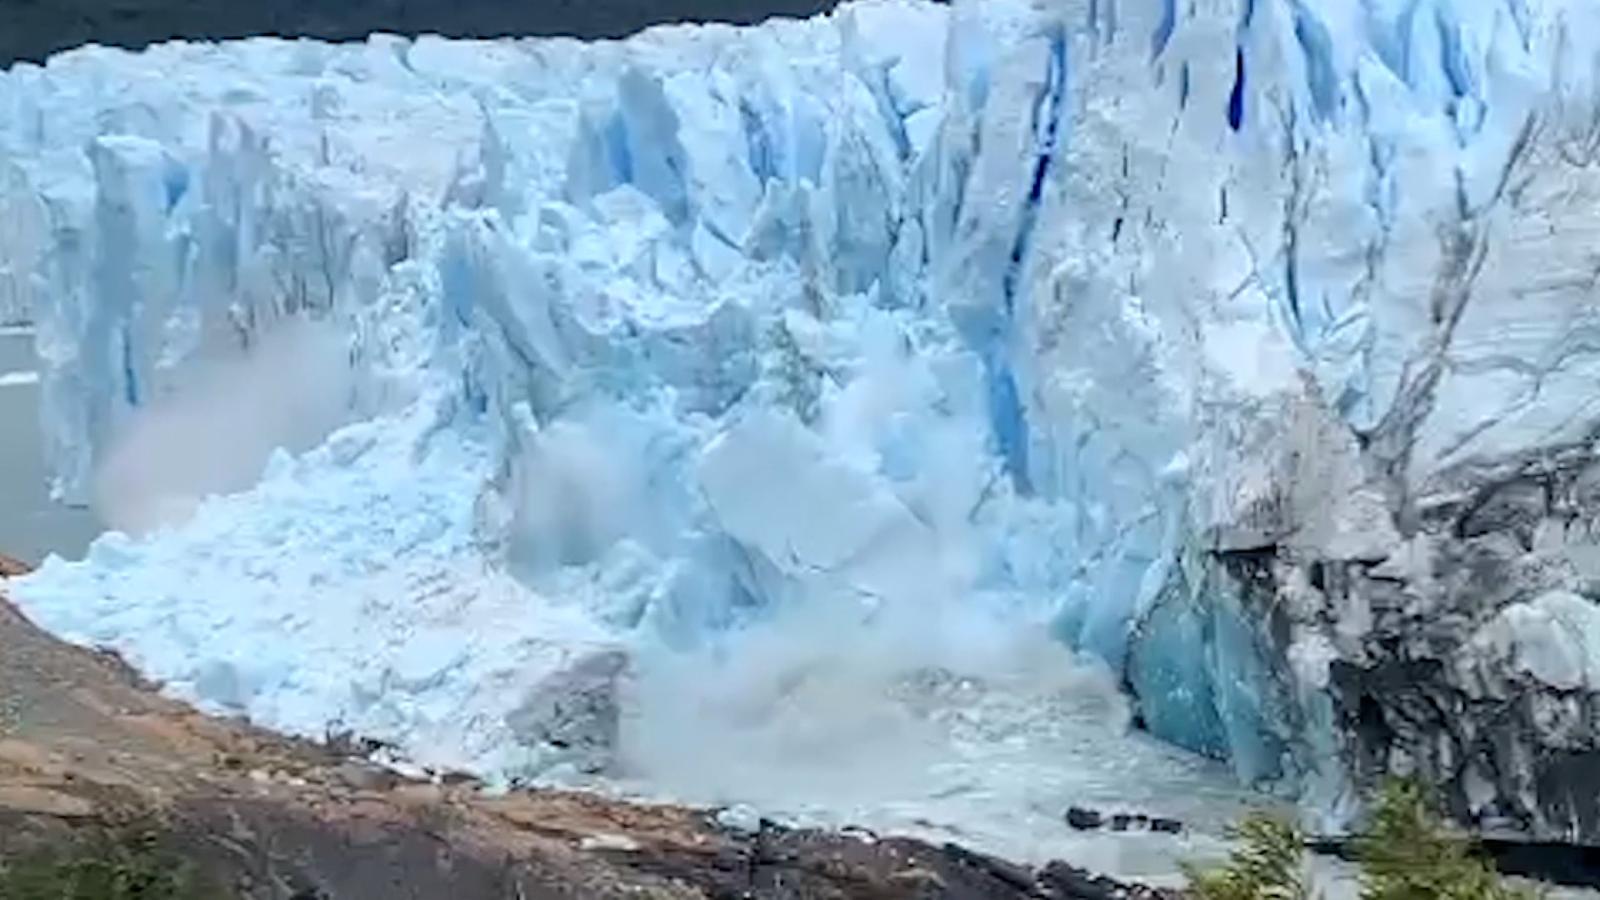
[{"xmin": 7, "ymin": 0, "xmax": 1600, "ymax": 848}]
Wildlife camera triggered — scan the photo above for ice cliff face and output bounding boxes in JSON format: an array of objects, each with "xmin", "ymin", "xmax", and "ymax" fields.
[{"xmin": 6, "ymin": 0, "xmax": 1600, "ymax": 846}]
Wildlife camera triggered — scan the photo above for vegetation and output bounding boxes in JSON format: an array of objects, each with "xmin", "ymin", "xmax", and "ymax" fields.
[
  {"xmin": 0, "ymin": 826, "xmax": 213, "ymax": 900},
  {"xmin": 1185, "ymin": 813, "xmax": 1312, "ymax": 900},
  {"xmin": 1188, "ymin": 779, "xmax": 1537, "ymax": 900},
  {"xmin": 1354, "ymin": 780, "xmax": 1535, "ymax": 900}
]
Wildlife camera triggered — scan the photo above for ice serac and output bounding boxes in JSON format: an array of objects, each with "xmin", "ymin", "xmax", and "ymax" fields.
[
  {"xmin": 7, "ymin": 0, "xmax": 1600, "ymax": 847},
  {"xmin": 1017, "ymin": 0, "xmax": 1600, "ymax": 841}
]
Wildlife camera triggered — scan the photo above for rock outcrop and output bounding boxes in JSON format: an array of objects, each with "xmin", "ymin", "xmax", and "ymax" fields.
[
  {"xmin": 1143, "ymin": 422, "xmax": 1600, "ymax": 844},
  {"xmin": 0, "ymin": 554, "xmax": 30, "ymax": 579}
]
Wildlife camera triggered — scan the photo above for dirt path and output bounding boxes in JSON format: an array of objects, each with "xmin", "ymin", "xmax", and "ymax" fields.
[{"xmin": 0, "ymin": 558, "xmax": 1170, "ymax": 899}]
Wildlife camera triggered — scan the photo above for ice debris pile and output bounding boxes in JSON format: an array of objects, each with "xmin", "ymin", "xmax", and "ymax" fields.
[{"xmin": 7, "ymin": 0, "xmax": 1600, "ymax": 845}]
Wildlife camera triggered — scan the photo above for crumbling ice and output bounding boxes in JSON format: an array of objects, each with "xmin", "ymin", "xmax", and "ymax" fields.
[{"xmin": 5, "ymin": 0, "xmax": 1600, "ymax": 852}]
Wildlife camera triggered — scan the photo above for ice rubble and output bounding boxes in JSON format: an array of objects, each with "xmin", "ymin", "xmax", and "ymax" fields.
[{"xmin": 7, "ymin": 0, "xmax": 1600, "ymax": 849}]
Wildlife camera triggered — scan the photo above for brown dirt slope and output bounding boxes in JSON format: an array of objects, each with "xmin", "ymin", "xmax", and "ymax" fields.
[{"xmin": 0, "ymin": 559, "xmax": 1170, "ymax": 900}]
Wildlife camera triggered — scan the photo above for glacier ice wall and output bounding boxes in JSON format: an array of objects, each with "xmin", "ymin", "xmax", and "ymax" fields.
[{"xmin": 8, "ymin": 0, "xmax": 1600, "ymax": 843}]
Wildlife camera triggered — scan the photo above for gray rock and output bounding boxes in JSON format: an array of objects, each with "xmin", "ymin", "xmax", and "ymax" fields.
[
  {"xmin": 1065, "ymin": 807, "xmax": 1102, "ymax": 830},
  {"xmin": 1128, "ymin": 410, "xmax": 1600, "ymax": 844}
]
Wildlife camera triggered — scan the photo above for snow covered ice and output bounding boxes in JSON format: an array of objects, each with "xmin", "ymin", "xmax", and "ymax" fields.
[{"xmin": 8, "ymin": 0, "xmax": 1600, "ymax": 865}]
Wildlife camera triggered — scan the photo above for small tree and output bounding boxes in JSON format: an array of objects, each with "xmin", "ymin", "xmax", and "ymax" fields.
[
  {"xmin": 1188, "ymin": 778, "xmax": 1536, "ymax": 900},
  {"xmin": 1355, "ymin": 779, "xmax": 1535, "ymax": 900},
  {"xmin": 1186, "ymin": 813, "xmax": 1312, "ymax": 900}
]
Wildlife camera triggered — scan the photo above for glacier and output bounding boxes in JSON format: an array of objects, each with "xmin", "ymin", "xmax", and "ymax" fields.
[{"xmin": 6, "ymin": 0, "xmax": 1600, "ymax": 856}]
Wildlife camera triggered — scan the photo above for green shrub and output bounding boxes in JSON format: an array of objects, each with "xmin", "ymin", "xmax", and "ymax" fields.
[
  {"xmin": 1355, "ymin": 779, "xmax": 1535, "ymax": 900},
  {"xmin": 1186, "ymin": 813, "xmax": 1311, "ymax": 900},
  {"xmin": 0, "ymin": 827, "xmax": 213, "ymax": 900},
  {"xmin": 1188, "ymin": 779, "xmax": 1535, "ymax": 900}
]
